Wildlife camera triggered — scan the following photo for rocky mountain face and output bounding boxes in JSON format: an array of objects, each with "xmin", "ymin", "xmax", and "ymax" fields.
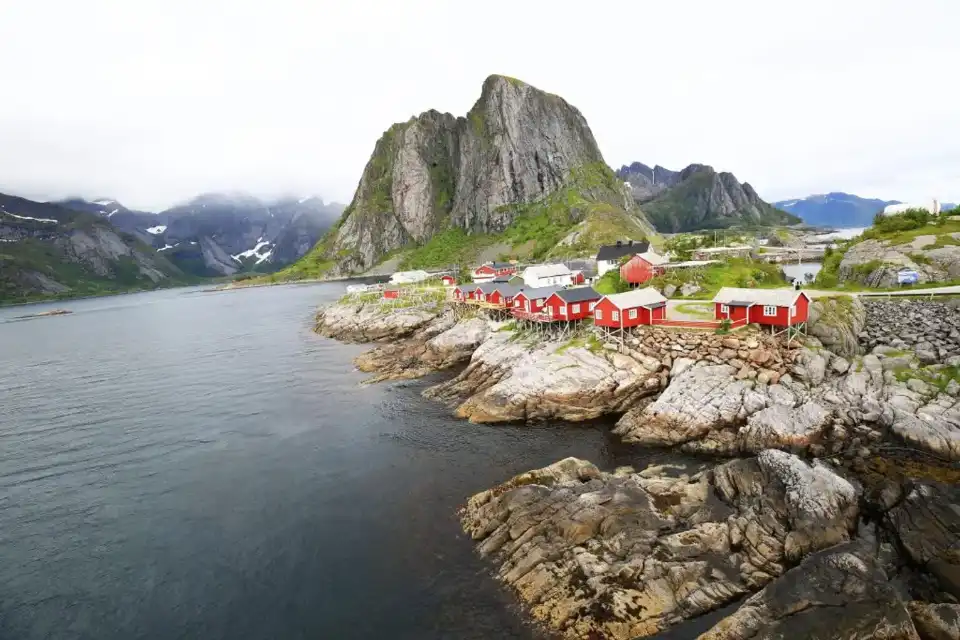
[
  {"xmin": 59, "ymin": 194, "xmax": 343, "ymax": 277},
  {"xmin": 616, "ymin": 161, "xmax": 682, "ymax": 201},
  {"xmin": 0, "ymin": 193, "xmax": 183, "ymax": 303},
  {"xmin": 618, "ymin": 162, "xmax": 800, "ymax": 233},
  {"xmin": 307, "ymin": 75, "xmax": 653, "ymax": 275}
]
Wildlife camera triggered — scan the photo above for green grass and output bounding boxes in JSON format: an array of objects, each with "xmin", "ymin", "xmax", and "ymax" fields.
[
  {"xmin": 398, "ymin": 228, "xmax": 494, "ymax": 270},
  {"xmin": 674, "ymin": 302, "xmax": 715, "ymax": 320},
  {"xmin": 893, "ymin": 365, "xmax": 960, "ymax": 393},
  {"xmin": 646, "ymin": 258, "xmax": 786, "ymax": 299},
  {"xmin": 594, "ymin": 269, "xmax": 629, "ymax": 295},
  {"xmin": 556, "ymin": 333, "xmax": 603, "ymax": 355}
]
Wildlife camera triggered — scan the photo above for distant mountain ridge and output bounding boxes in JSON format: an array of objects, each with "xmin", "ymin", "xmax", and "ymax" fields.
[
  {"xmin": 0, "ymin": 193, "xmax": 184, "ymax": 303},
  {"xmin": 774, "ymin": 193, "xmax": 957, "ymax": 227},
  {"xmin": 57, "ymin": 194, "xmax": 344, "ymax": 277},
  {"xmin": 617, "ymin": 162, "xmax": 799, "ymax": 232}
]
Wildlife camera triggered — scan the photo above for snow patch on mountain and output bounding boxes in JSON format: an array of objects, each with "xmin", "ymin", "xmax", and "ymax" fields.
[
  {"xmin": 146, "ymin": 225, "xmax": 167, "ymax": 235},
  {"xmin": 1, "ymin": 211, "xmax": 58, "ymax": 224},
  {"xmin": 231, "ymin": 238, "xmax": 273, "ymax": 263}
]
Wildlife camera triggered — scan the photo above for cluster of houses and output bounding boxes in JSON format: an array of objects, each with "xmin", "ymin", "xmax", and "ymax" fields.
[{"xmin": 381, "ymin": 240, "xmax": 811, "ymax": 335}]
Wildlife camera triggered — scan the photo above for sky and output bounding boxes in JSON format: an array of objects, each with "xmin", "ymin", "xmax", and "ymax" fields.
[{"xmin": 0, "ymin": 0, "xmax": 957, "ymax": 211}]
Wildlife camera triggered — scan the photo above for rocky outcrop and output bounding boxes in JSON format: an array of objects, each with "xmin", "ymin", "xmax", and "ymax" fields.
[
  {"xmin": 860, "ymin": 300, "xmax": 960, "ymax": 363},
  {"xmin": 315, "ymin": 300, "xmax": 443, "ymax": 343},
  {"xmin": 424, "ymin": 332, "xmax": 663, "ymax": 422},
  {"xmin": 909, "ymin": 602, "xmax": 960, "ymax": 640},
  {"xmin": 297, "ymin": 75, "xmax": 654, "ymax": 275},
  {"xmin": 807, "ymin": 295, "xmax": 866, "ymax": 358},
  {"xmin": 701, "ymin": 540, "xmax": 920, "ymax": 640},
  {"xmin": 627, "ymin": 163, "xmax": 799, "ymax": 233},
  {"xmin": 838, "ymin": 237, "xmax": 960, "ymax": 287},
  {"xmin": 615, "ymin": 162, "xmax": 681, "ymax": 202},
  {"xmin": 354, "ymin": 316, "xmax": 491, "ymax": 382},
  {"xmin": 461, "ymin": 451, "xmax": 859, "ymax": 639}
]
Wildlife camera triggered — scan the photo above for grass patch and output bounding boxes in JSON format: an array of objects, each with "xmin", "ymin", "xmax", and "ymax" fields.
[
  {"xmin": 674, "ymin": 302, "xmax": 715, "ymax": 320},
  {"xmin": 646, "ymin": 258, "xmax": 786, "ymax": 299},
  {"xmin": 398, "ymin": 228, "xmax": 494, "ymax": 270},
  {"xmin": 893, "ymin": 365, "xmax": 960, "ymax": 393}
]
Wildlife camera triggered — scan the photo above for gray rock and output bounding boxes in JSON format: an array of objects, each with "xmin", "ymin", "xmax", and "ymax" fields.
[
  {"xmin": 679, "ymin": 282, "xmax": 701, "ymax": 297},
  {"xmin": 831, "ymin": 356, "xmax": 851, "ymax": 374},
  {"xmin": 909, "ymin": 601, "xmax": 960, "ymax": 640},
  {"xmin": 670, "ymin": 357, "xmax": 696, "ymax": 378},
  {"xmin": 663, "ymin": 283, "xmax": 677, "ymax": 298}
]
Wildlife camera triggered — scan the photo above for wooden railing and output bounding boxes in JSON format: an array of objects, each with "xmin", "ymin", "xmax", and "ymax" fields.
[{"xmin": 511, "ymin": 309, "xmax": 555, "ymax": 322}]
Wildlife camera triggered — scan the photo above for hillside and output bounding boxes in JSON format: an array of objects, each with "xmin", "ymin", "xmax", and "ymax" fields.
[
  {"xmin": 282, "ymin": 75, "xmax": 655, "ymax": 279},
  {"xmin": 619, "ymin": 163, "xmax": 799, "ymax": 232},
  {"xmin": 815, "ymin": 208, "xmax": 960, "ymax": 288},
  {"xmin": 774, "ymin": 193, "xmax": 901, "ymax": 227},
  {"xmin": 0, "ymin": 194, "xmax": 185, "ymax": 303},
  {"xmin": 59, "ymin": 194, "xmax": 343, "ymax": 277}
]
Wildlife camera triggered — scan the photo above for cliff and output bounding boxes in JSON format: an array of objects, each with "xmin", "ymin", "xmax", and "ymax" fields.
[
  {"xmin": 619, "ymin": 163, "xmax": 799, "ymax": 232},
  {"xmin": 293, "ymin": 75, "xmax": 655, "ymax": 276}
]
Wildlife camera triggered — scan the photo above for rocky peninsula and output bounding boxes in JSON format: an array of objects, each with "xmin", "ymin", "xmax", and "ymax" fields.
[{"xmin": 316, "ymin": 294, "xmax": 960, "ymax": 639}]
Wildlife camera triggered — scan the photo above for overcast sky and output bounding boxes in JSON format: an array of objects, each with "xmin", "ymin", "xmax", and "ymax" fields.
[{"xmin": 0, "ymin": 0, "xmax": 957, "ymax": 211}]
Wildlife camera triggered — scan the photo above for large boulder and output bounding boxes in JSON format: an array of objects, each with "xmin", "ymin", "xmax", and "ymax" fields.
[
  {"xmin": 461, "ymin": 451, "xmax": 859, "ymax": 639},
  {"xmin": 316, "ymin": 299, "xmax": 442, "ymax": 342},
  {"xmin": 806, "ymin": 296, "xmax": 866, "ymax": 358},
  {"xmin": 700, "ymin": 541, "xmax": 920, "ymax": 640}
]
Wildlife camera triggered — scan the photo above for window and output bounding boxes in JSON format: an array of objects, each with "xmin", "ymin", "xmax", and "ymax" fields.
[
  {"xmin": 559, "ymin": 305, "xmax": 567, "ymax": 315},
  {"xmin": 628, "ymin": 309, "xmax": 638, "ymax": 320},
  {"xmin": 514, "ymin": 299, "xmax": 521, "ymax": 307},
  {"xmin": 720, "ymin": 304, "xmax": 729, "ymax": 314},
  {"xmin": 589, "ymin": 301, "xmax": 596, "ymax": 311},
  {"xmin": 612, "ymin": 310, "xmax": 620, "ymax": 321},
  {"xmin": 571, "ymin": 303, "xmax": 581, "ymax": 314},
  {"xmin": 763, "ymin": 305, "xmax": 777, "ymax": 317},
  {"xmin": 596, "ymin": 309, "xmax": 603, "ymax": 320}
]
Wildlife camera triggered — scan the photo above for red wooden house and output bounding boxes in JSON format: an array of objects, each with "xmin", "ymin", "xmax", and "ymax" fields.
[
  {"xmin": 511, "ymin": 286, "xmax": 561, "ymax": 314},
  {"xmin": 713, "ymin": 287, "xmax": 811, "ymax": 328},
  {"xmin": 542, "ymin": 287, "xmax": 601, "ymax": 321},
  {"xmin": 472, "ymin": 261, "xmax": 517, "ymax": 283},
  {"xmin": 620, "ymin": 250, "xmax": 668, "ymax": 286},
  {"xmin": 441, "ymin": 275, "xmax": 457, "ymax": 286},
  {"xmin": 593, "ymin": 288, "xmax": 668, "ymax": 328},
  {"xmin": 483, "ymin": 283, "xmax": 521, "ymax": 308},
  {"xmin": 383, "ymin": 288, "xmax": 401, "ymax": 300}
]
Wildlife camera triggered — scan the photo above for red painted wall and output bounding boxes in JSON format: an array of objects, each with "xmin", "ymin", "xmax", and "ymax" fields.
[
  {"xmin": 594, "ymin": 298, "xmax": 656, "ymax": 328},
  {"xmin": 620, "ymin": 256, "xmax": 662, "ymax": 285},
  {"xmin": 384, "ymin": 289, "xmax": 400, "ymax": 299},
  {"xmin": 514, "ymin": 293, "xmax": 547, "ymax": 311},
  {"xmin": 715, "ymin": 303, "xmax": 749, "ymax": 324},
  {"xmin": 442, "ymin": 276, "xmax": 456, "ymax": 285},
  {"xmin": 652, "ymin": 305, "xmax": 666, "ymax": 322},
  {"xmin": 544, "ymin": 293, "xmax": 598, "ymax": 321},
  {"xmin": 714, "ymin": 294, "xmax": 808, "ymax": 326}
]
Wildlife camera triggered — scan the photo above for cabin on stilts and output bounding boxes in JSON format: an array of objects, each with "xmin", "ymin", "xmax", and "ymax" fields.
[
  {"xmin": 712, "ymin": 287, "xmax": 810, "ymax": 342},
  {"xmin": 593, "ymin": 288, "xmax": 668, "ymax": 350}
]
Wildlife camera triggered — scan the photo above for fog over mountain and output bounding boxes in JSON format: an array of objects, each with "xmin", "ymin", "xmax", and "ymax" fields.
[{"xmin": 0, "ymin": 1, "xmax": 957, "ymax": 211}]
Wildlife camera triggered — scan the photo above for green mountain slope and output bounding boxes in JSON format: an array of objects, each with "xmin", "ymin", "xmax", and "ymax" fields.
[{"xmin": 0, "ymin": 194, "xmax": 186, "ymax": 304}]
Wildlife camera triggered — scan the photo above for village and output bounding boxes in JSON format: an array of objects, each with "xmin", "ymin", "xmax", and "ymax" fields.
[{"xmin": 346, "ymin": 239, "xmax": 812, "ymax": 349}]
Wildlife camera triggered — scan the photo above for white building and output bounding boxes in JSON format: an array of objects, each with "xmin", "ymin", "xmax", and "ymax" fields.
[
  {"xmin": 883, "ymin": 200, "xmax": 941, "ymax": 216},
  {"xmin": 520, "ymin": 263, "xmax": 575, "ymax": 288}
]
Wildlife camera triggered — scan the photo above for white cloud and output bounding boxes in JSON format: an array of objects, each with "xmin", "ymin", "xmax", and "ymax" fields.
[{"xmin": 0, "ymin": 0, "xmax": 956, "ymax": 211}]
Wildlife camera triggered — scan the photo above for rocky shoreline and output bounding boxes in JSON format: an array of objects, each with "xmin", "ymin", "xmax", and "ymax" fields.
[{"xmin": 315, "ymin": 295, "xmax": 960, "ymax": 639}]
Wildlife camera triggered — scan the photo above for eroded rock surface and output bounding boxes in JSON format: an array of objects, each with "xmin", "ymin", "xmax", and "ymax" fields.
[
  {"xmin": 460, "ymin": 451, "xmax": 859, "ymax": 639},
  {"xmin": 315, "ymin": 300, "xmax": 442, "ymax": 342}
]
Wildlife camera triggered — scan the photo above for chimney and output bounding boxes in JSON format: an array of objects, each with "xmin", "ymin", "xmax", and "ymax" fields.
[{"xmin": 616, "ymin": 240, "xmax": 622, "ymax": 247}]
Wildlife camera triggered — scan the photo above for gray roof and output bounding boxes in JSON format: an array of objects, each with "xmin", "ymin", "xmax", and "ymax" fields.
[
  {"xmin": 554, "ymin": 286, "xmax": 600, "ymax": 303},
  {"xmin": 516, "ymin": 285, "xmax": 561, "ymax": 301},
  {"xmin": 475, "ymin": 283, "xmax": 499, "ymax": 294},
  {"xmin": 492, "ymin": 283, "xmax": 522, "ymax": 297}
]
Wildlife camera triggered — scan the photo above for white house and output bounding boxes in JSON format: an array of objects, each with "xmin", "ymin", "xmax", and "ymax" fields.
[
  {"xmin": 521, "ymin": 263, "xmax": 574, "ymax": 288},
  {"xmin": 390, "ymin": 270, "xmax": 431, "ymax": 284},
  {"xmin": 595, "ymin": 240, "xmax": 648, "ymax": 276}
]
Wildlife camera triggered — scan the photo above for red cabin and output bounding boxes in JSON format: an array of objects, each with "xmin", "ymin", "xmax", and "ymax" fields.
[
  {"xmin": 383, "ymin": 288, "xmax": 401, "ymax": 300},
  {"xmin": 571, "ymin": 271, "xmax": 586, "ymax": 285},
  {"xmin": 620, "ymin": 251, "xmax": 667, "ymax": 286},
  {"xmin": 452, "ymin": 285, "xmax": 467, "ymax": 302},
  {"xmin": 472, "ymin": 261, "xmax": 516, "ymax": 282},
  {"xmin": 593, "ymin": 288, "xmax": 668, "ymax": 328},
  {"xmin": 542, "ymin": 287, "xmax": 601, "ymax": 321},
  {"xmin": 713, "ymin": 288, "xmax": 811, "ymax": 327},
  {"xmin": 512, "ymin": 286, "xmax": 561, "ymax": 314},
  {"xmin": 441, "ymin": 275, "xmax": 457, "ymax": 286},
  {"xmin": 482, "ymin": 284, "xmax": 520, "ymax": 308}
]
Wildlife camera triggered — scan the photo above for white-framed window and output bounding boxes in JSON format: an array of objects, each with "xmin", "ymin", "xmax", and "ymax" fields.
[
  {"xmin": 612, "ymin": 310, "xmax": 620, "ymax": 321},
  {"xmin": 720, "ymin": 304, "xmax": 729, "ymax": 314},
  {"xmin": 514, "ymin": 299, "xmax": 520, "ymax": 307},
  {"xmin": 525, "ymin": 300, "xmax": 530, "ymax": 311},
  {"xmin": 763, "ymin": 305, "xmax": 777, "ymax": 317},
  {"xmin": 589, "ymin": 301, "xmax": 596, "ymax": 311},
  {"xmin": 571, "ymin": 303, "xmax": 581, "ymax": 314},
  {"xmin": 628, "ymin": 309, "xmax": 638, "ymax": 320},
  {"xmin": 596, "ymin": 309, "xmax": 603, "ymax": 320}
]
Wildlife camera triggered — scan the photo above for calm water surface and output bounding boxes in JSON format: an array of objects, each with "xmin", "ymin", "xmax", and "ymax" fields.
[{"xmin": 0, "ymin": 284, "xmax": 679, "ymax": 640}]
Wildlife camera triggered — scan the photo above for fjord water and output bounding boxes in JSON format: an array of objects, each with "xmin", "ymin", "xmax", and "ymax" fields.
[{"xmin": 0, "ymin": 284, "xmax": 659, "ymax": 640}]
